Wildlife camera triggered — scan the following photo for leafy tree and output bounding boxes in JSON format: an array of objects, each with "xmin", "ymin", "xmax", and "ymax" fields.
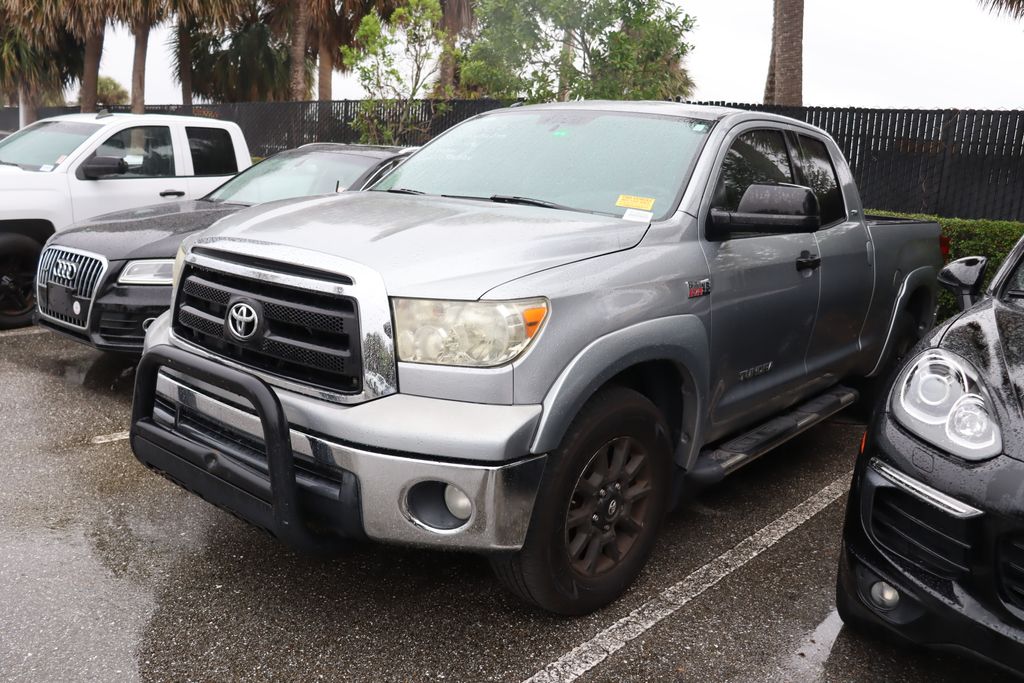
[
  {"xmin": 94, "ymin": 75, "xmax": 130, "ymax": 106},
  {"xmin": 461, "ymin": 0, "xmax": 695, "ymax": 103},
  {"xmin": 342, "ymin": 0, "xmax": 445, "ymax": 143},
  {"xmin": 309, "ymin": 0, "xmax": 399, "ymax": 101}
]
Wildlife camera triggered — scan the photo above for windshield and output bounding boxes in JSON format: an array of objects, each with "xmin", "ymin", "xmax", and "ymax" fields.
[
  {"xmin": 372, "ymin": 109, "xmax": 714, "ymax": 220},
  {"xmin": 0, "ymin": 120, "xmax": 102, "ymax": 171},
  {"xmin": 207, "ymin": 150, "xmax": 382, "ymax": 204}
]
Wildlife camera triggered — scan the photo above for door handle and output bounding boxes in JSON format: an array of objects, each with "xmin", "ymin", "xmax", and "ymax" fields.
[
  {"xmin": 159, "ymin": 189, "xmax": 185, "ymax": 197},
  {"xmin": 796, "ymin": 252, "xmax": 822, "ymax": 271}
]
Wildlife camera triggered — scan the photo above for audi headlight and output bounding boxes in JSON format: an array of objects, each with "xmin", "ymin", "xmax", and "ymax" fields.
[
  {"xmin": 392, "ymin": 298, "xmax": 548, "ymax": 367},
  {"xmin": 891, "ymin": 349, "xmax": 1002, "ymax": 460},
  {"xmin": 119, "ymin": 259, "xmax": 176, "ymax": 285}
]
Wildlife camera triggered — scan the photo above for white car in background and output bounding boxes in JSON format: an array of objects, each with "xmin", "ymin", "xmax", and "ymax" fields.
[{"xmin": 0, "ymin": 112, "xmax": 251, "ymax": 328}]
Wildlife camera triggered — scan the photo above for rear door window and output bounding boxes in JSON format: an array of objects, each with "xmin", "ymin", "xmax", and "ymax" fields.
[
  {"xmin": 796, "ymin": 135, "xmax": 845, "ymax": 226},
  {"xmin": 186, "ymin": 127, "xmax": 238, "ymax": 176},
  {"xmin": 712, "ymin": 129, "xmax": 794, "ymax": 212}
]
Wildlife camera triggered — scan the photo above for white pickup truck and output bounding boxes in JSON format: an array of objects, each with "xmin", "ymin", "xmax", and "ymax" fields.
[{"xmin": 0, "ymin": 112, "xmax": 250, "ymax": 328}]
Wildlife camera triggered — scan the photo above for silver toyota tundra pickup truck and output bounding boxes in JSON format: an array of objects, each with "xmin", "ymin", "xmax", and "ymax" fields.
[{"xmin": 129, "ymin": 101, "xmax": 943, "ymax": 615}]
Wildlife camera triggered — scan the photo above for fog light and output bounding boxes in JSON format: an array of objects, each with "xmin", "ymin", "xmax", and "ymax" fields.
[
  {"xmin": 443, "ymin": 484, "xmax": 472, "ymax": 521},
  {"xmin": 869, "ymin": 581, "xmax": 900, "ymax": 610}
]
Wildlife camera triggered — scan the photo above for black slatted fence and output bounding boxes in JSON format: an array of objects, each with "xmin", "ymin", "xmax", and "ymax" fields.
[{"xmin": 3, "ymin": 100, "xmax": 1023, "ymax": 221}]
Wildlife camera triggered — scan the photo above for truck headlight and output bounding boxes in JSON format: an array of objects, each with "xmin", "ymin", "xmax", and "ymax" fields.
[
  {"xmin": 392, "ymin": 297, "xmax": 548, "ymax": 367},
  {"xmin": 172, "ymin": 245, "xmax": 186, "ymax": 287},
  {"xmin": 119, "ymin": 259, "xmax": 176, "ymax": 285},
  {"xmin": 891, "ymin": 349, "xmax": 1002, "ymax": 460}
]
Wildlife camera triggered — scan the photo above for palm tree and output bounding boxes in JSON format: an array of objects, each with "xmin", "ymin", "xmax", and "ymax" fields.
[
  {"xmin": 437, "ymin": 0, "xmax": 473, "ymax": 95},
  {"xmin": 61, "ymin": 0, "xmax": 113, "ymax": 113},
  {"xmin": 0, "ymin": 2, "xmax": 84, "ymax": 125},
  {"xmin": 112, "ymin": 0, "xmax": 168, "ymax": 114},
  {"xmin": 170, "ymin": 0, "xmax": 245, "ymax": 113},
  {"xmin": 979, "ymin": 0, "xmax": 1024, "ymax": 18},
  {"xmin": 309, "ymin": 0, "xmax": 399, "ymax": 101},
  {"xmin": 763, "ymin": 0, "xmax": 803, "ymax": 106},
  {"xmin": 289, "ymin": 0, "xmax": 311, "ymax": 100},
  {"xmin": 179, "ymin": 1, "xmax": 298, "ymax": 102}
]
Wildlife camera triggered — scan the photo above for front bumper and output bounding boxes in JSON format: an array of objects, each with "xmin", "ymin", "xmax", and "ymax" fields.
[
  {"xmin": 131, "ymin": 344, "xmax": 547, "ymax": 552},
  {"xmin": 37, "ymin": 259, "xmax": 170, "ymax": 353},
  {"xmin": 839, "ymin": 411, "xmax": 1024, "ymax": 674}
]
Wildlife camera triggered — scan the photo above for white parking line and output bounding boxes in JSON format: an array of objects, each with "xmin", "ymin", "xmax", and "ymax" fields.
[
  {"xmin": 0, "ymin": 326, "xmax": 49, "ymax": 338},
  {"xmin": 90, "ymin": 430, "xmax": 130, "ymax": 445},
  {"xmin": 522, "ymin": 474, "xmax": 850, "ymax": 683}
]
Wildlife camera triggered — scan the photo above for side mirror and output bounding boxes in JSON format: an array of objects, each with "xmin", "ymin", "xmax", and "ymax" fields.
[
  {"xmin": 709, "ymin": 184, "xmax": 821, "ymax": 236},
  {"xmin": 80, "ymin": 155, "xmax": 127, "ymax": 180},
  {"xmin": 938, "ymin": 256, "xmax": 988, "ymax": 311}
]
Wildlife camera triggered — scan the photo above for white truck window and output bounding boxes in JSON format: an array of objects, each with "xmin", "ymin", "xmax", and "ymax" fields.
[
  {"xmin": 186, "ymin": 127, "xmax": 238, "ymax": 176},
  {"xmin": 92, "ymin": 126, "xmax": 176, "ymax": 178}
]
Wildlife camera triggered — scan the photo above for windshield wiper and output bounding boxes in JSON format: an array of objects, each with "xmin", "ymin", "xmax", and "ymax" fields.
[
  {"xmin": 0, "ymin": 159, "xmax": 19, "ymax": 167},
  {"xmin": 384, "ymin": 187, "xmax": 425, "ymax": 195},
  {"xmin": 488, "ymin": 194, "xmax": 602, "ymax": 215}
]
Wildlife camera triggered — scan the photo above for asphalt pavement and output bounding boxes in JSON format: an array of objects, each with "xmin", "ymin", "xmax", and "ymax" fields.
[{"xmin": 0, "ymin": 328, "xmax": 1017, "ymax": 682}]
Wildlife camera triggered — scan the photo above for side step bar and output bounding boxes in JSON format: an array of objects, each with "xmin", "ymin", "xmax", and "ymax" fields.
[{"xmin": 688, "ymin": 385, "xmax": 858, "ymax": 487}]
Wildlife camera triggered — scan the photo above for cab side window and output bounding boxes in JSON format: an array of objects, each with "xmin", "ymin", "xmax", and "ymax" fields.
[
  {"xmin": 712, "ymin": 129, "xmax": 794, "ymax": 211},
  {"xmin": 796, "ymin": 135, "xmax": 845, "ymax": 225},
  {"xmin": 92, "ymin": 126, "xmax": 175, "ymax": 178},
  {"xmin": 187, "ymin": 127, "xmax": 238, "ymax": 176}
]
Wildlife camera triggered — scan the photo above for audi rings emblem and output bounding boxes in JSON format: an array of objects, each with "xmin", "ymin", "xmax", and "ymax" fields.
[
  {"xmin": 226, "ymin": 301, "xmax": 259, "ymax": 341},
  {"xmin": 53, "ymin": 259, "xmax": 78, "ymax": 281}
]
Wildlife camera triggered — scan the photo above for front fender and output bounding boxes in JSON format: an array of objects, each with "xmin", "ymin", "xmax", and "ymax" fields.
[{"xmin": 529, "ymin": 314, "xmax": 710, "ymax": 469}]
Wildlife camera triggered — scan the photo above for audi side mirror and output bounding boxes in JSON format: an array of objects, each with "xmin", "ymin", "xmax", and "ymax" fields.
[
  {"xmin": 938, "ymin": 256, "xmax": 988, "ymax": 311},
  {"xmin": 80, "ymin": 155, "xmax": 128, "ymax": 180},
  {"xmin": 709, "ymin": 183, "xmax": 821, "ymax": 236}
]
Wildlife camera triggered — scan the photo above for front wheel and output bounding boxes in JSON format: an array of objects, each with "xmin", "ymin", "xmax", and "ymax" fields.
[
  {"xmin": 0, "ymin": 234, "xmax": 42, "ymax": 330},
  {"xmin": 491, "ymin": 386, "xmax": 672, "ymax": 615}
]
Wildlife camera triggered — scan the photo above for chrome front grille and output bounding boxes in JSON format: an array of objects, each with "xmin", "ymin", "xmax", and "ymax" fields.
[{"xmin": 36, "ymin": 247, "xmax": 108, "ymax": 330}]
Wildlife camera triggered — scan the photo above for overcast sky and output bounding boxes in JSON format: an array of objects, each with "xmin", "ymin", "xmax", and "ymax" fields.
[{"xmin": 95, "ymin": 0, "xmax": 1024, "ymax": 109}]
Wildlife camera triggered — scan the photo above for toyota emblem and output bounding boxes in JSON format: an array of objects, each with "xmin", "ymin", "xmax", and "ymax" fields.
[{"xmin": 227, "ymin": 301, "xmax": 259, "ymax": 341}]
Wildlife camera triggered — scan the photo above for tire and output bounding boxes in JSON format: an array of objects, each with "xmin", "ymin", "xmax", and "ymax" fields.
[
  {"xmin": 0, "ymin": 233, "xmax": 42, "ymax": 330},
  {"xmin": 491, "ymin": 385, "xmax": 673, "ymax": 615}
]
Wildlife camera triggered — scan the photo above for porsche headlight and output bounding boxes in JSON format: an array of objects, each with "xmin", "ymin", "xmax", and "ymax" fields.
[
  {"xmin": 119, "ymin": 259, "xmax": 176, "ymax": 285},
  {"xmin": 392, "ymin": 298, "xmax": 548, "ymax": 367},
  {"xmin": 891, "ymin": 349, "xmax": 1002, "ymax": 460}
]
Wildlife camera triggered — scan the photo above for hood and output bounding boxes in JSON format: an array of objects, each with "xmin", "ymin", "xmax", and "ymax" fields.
[
  {"xmin": 197, "ymin": 191, "xmax": 649, "ymax": 299},
  {"xmin": 52, "ymin": 200, "xmax": 244, "ymax": 261},
  {"xmin": 937, "ymin": 297, "xmax": 1024, "ymax": 462}
]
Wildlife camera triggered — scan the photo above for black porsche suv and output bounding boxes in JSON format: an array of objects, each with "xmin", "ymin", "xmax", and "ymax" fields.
[{"xmin": 838, "ymin": 235, "xmax": 1024, "ymax": 674}]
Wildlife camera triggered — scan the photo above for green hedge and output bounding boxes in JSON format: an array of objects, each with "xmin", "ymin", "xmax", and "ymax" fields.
[{"xmin": 868, "ymin": 210, "xmax": 1024, "ymax": 320}]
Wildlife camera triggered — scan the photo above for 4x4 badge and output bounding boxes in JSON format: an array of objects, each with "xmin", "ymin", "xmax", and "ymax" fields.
[{"xmin": 687, "ymin": 278, "xmax": 711, "ymax": 299}]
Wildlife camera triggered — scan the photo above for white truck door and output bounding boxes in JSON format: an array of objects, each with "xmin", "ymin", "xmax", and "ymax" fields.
[
  {"xmin": 67, "ymin": 124, "xmax": 189, "ymax": 226},
  {"xmin": 181, "ymin": 125, "xmax": 244, "ymax": 198}
]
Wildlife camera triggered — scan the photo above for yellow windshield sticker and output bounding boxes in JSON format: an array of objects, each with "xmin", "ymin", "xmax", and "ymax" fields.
[{"xmin": 616, "ymin": 194, "xmax": 656, "ymax": 211}]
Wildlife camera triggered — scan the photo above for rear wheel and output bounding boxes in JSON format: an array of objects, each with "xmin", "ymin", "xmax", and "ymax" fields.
[
  {"xmin": 0, "ymin": 234, "xmax": 42, "ymax": 330},
  {"xmin": 491, "ymin": 386, "xmax": 672, "ymax": 615}
]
